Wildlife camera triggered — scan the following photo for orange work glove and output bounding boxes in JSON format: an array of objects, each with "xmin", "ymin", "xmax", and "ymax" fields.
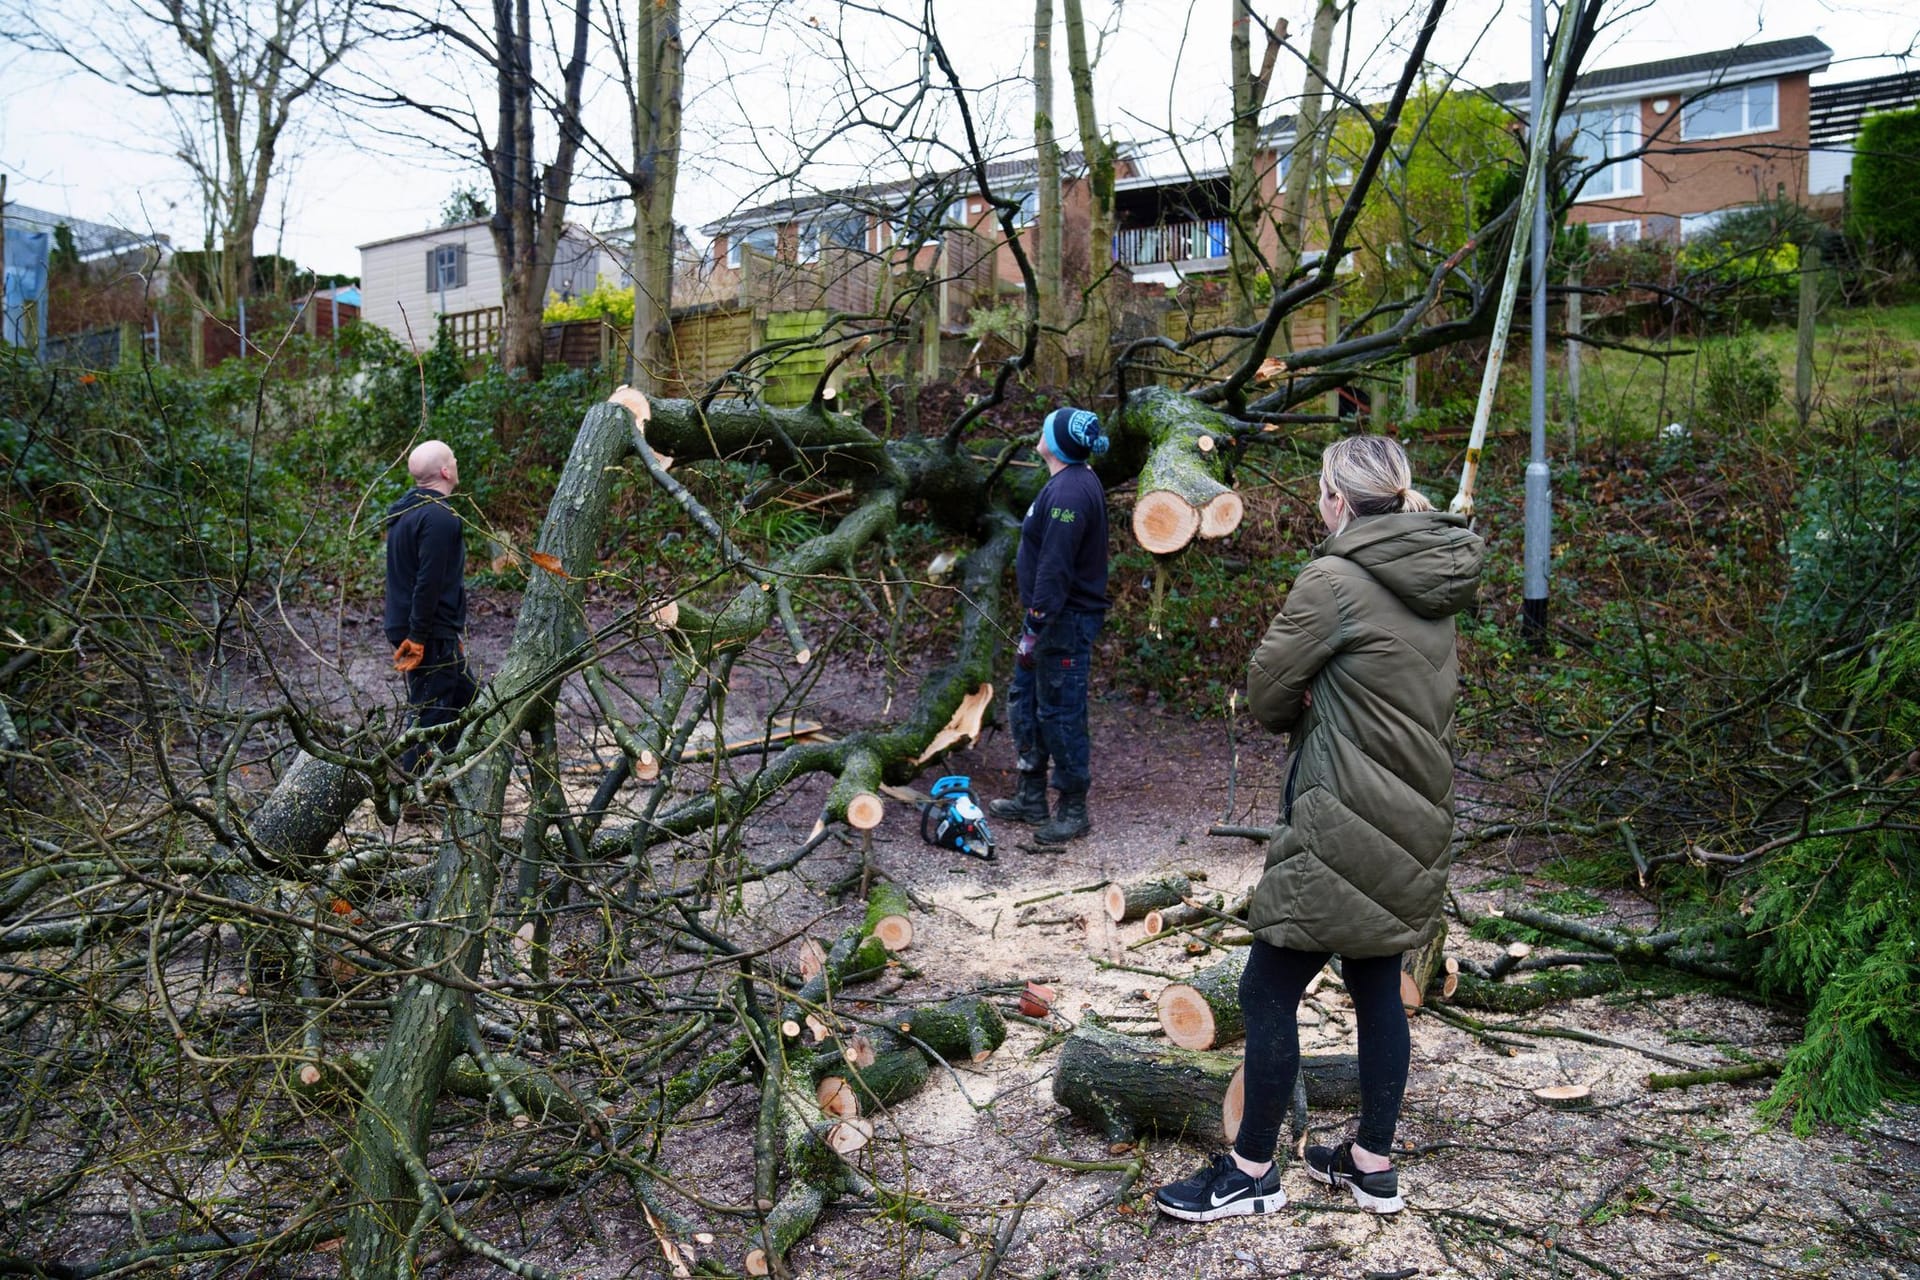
[{"xmin": 392, "ymin": 639, "xmax": 426, "ymax": 672}]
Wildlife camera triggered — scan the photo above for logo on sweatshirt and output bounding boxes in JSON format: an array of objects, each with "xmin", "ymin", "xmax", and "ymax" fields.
[{"xmin": 1050, "ymin": 506, "xmax": 1077, "ymax": 524}]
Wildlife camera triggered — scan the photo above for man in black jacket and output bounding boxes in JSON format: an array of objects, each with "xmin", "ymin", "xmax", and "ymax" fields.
[
  {"xmin": 385, "ymin": 439, "xmax": 477, "ymax": 778},
  {"xmin": 989, "ymin": 407, "xmax": 1110, "ymax": 843}
]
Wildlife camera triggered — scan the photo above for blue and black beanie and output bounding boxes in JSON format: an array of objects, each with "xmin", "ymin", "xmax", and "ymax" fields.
[{"xmin": 1041, "ymin": 407, "xmax": 1109, "ymax": 465}]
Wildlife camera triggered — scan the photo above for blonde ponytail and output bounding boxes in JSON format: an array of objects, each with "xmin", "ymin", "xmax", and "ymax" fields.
[{"xmin": 1321, "ymin": 436, "xmax": 1431, "ymax": 517}]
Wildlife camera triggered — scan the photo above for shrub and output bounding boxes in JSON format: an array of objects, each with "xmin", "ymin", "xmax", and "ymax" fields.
[
  {"xmin": 1848, "ymin": 106, "xmax": 1920, "ymax": 269},
  {"xmin": 1779, "ymin": 453, "xmax": 1920, "ymax": 642},
  {"xmin": 1698, "ymin": 335, "xmax": 1781, "ymax": 431}
]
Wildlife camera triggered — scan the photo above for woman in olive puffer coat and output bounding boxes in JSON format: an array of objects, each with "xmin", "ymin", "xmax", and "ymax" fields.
[{"xmin": 1155, "ymin": 436, "xmax": 1484, "ymax": 1225}]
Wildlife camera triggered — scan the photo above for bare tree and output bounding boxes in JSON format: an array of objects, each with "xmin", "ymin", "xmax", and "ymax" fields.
[
  {"xmin": 1033, "ymin": 0, "xmax": 1067, "ymax": 384},
  {"xmin": 9, "ymin": 0, "xmax": 362, "ymax": 306},
  {"xmin": 1060, "ymin": 0, "xmax": 1116, "ymax": 378},
  {"xmin": 621, "ymin": 0, "xmax": 683, "ymax": 389},
  {"xmin": 1229, "ymin": 3, "xmax": 1284, "ymax": 326},
  {"xmin": 355, "ymin": 0, "xmax": 593, "ymax": 375}
]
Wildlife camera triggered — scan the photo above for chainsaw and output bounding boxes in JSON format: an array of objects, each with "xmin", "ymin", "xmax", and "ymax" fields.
[{"xmin": 917, "ymin": 775, "xmax": 996, "ymax": 861}]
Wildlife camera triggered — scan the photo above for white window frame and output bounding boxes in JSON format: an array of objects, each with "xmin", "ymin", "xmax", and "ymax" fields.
[
  {"xmin": 1560, "ymin": 103, "xmax": 1642, "ymax": 202},
  {"xmin": 1009, "ymin": 189, "xmax": 1038, "ymax": 227},
  {"xmin": 432, "ymin": 244, "xmax": 462, "ymax": 292},
  {"xmin": 1681, "ymin": 206, "xmax": 1753, "ymax": 240},
  {"xmin": 726, "ymin": 226, "xmax": 779, "ymax": 269},
  {"xmin": 1586, "ymin": 218, "xmax": 1641, "ymax": 247},
  {"xmin": 1681, "ymin": 80, "xmax": 1777, "ymax": 141}
]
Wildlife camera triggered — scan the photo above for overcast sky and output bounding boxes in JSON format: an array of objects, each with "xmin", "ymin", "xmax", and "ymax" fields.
[{"xmin": 1, "ymin": 0, "xmax": 1912, "ymax": 278}]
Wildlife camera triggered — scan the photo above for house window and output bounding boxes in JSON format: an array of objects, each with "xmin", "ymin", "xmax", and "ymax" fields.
[
  {"xmin": 797, "ymin": 213, "xmax": 866, "ymax": 263},
  {"xmin": 1682, "ymin": 206, "xmax": 1752, "ymax": 239},
  {"xmin": 1682, "ymin": 80, "xmax": 1777, "ymax": 140},
  {"xmin": 1010, "ymin": 189, "xmax": 1038, "ymax": 226},
  {"xmin": 1585, "ymin": 218, "xmax": 1641, "ymax": 247},
  {"xmin": 727, "ymin": 226, "xmax": 779, "ymax": 269},
  {"xmin": 427, "ymin": 243, "xmax": 465, "ymax": 292},
  {"xmin": 1560, "ymin": 104, "xmax": 1640, "ymax": 200}
]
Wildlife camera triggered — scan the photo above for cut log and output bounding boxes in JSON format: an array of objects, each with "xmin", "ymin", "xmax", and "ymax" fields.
[
  {"xmin": 1533, "ymin": 1084, "xmax": 1593, "ymax": 1110},
  {"xmin": 824, "ymin": 1116, "xmax": 872, "ymax": 1154},
  {"xmin": 1157, "ymin": 949, "xmax": 1249, "ymax": 1050},
  {"xmin": 1487, "ymin": 941, "xmax": 1533, "ymax": 981},
  {"xmin": 893, "ymin": 995, "xmax": 1007, "ymax": 1063},
  {"xmin": 825, "ymin": 746, "xmax": 885, "ymax": 831},
  {"xmin": 1445, "ymin": 965, "xmax": 1623, "ymax": 1014},
  {"xmin": 1221, "ymin": 1057, "xmax": 1363, "ymax": 1142},
  {"xmin": 815, "ymin": 1077, "xmax": 859, "ymax": 1118},
  {"xmin": 845, "ymin": 792, "xmax": 884, "ymax": 830},
  {"xmin": 796, "ymin": 937, "xmax": 826, "ymax": 982},
  {"xmin": 1442, "ymin": 956, "xmax": 1460, "ymax": 1000},
  {"xmin": 1052, "ymin": 1020, "xmax": 1360, "ymax": 1148},
  {"xmin": 1143, "ymin": 894, "xmax": 1224, "ymax": 937},
  {"xmin": 1198, "ymin": 490, "xmax": 1244, "ymax": 540},
  {"xmin": 863, "ymin": 879, "xmax": 914, "ymax": 952},
  {"xmin": 1132, "ymin": 491, "xmax": 1202, "ymax": 554},
  {"xmin": 243, "ymin": 749, "xmax": 372, "ymax": 873},
  {"xmin": 813, "ymin": 1028, "xmax": 930, "ymax": 1111},
  {"xmin": 1399, "ymin": 922, "xmax": 1450, "ymax": 1010},
  {"xmin": 1126, "ymin": 386, "xmax": 1246, "ymax": 554},
  {"xmin": 1105, "ymin": 874, "xmax": 1192, "ymax": 924}
]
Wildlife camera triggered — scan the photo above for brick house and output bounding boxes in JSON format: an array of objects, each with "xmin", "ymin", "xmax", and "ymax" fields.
[{"xmin": 1494, "ymin": 35, "xmax": 1833, "ymax": 244}]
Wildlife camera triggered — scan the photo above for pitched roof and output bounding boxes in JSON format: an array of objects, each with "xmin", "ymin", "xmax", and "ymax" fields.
[
  {"xmin": 699, "ymin": 152, "xmax": 1094, "ymax": 236},
  {"xmin": 1, "ymin": 203, "xmax": 170, "ymax": 260},
  {"xmin": 1486, "ymin": 35, "xmax": 1831, "ymax": 104},
  {"xmin": 1810, "ymin": 71, "xmax": 1920, "ymax": 146}
]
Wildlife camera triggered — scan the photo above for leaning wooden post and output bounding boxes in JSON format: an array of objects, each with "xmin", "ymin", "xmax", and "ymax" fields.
[
  {"xmin": 1564, "ymin": 264, "xmax": 1582, "ymax": 460},
  {"xmin": 1795, "ymin": 239, "xmax": 1821, "ymax": 429}
]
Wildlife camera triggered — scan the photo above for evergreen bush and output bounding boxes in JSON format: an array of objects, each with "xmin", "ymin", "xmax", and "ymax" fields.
[{"xmin": 1848, "ymin": 106, "xmax": 1920, "ymax": 269}]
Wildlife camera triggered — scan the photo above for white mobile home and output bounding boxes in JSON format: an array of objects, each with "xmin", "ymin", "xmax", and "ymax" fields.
[{"xmin": 357, "ymin": 219, "xmax": 611, "ymax": 350}]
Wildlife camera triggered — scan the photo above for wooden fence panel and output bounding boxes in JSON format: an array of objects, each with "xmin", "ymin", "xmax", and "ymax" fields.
[
  {"xmin": 763, "ymin": 310, "xmax": 830, "ymax": 406},
  {"xmin": 665, "ymin": 307, "xmax": 757, "ymax": 398}
]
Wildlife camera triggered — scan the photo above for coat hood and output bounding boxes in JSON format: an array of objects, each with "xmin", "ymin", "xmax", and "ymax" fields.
[{"xmin": 1318, "ymin": 512, "xmax": 1484, "ymax": 620}]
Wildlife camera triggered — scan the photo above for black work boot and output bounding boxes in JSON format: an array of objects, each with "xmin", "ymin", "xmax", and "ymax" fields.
[
  {"xmin": 1035, "ymin": 791, "xmax": 1090, "ymax": 843},
  {"xmin": 989, "ymin": 772, "xmax": 1050, "ymax": 824}
]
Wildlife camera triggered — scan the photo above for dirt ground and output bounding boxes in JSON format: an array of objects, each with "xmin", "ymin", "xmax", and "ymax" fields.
[{"xmin": 306, "ymin": 593, "xmax": 1920, "ymax": 1278}]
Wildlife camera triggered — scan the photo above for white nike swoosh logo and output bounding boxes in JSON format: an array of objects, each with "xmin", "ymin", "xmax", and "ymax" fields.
[{"xmin": 1210, "ymin": 1188, "xmax": 1249, "ymax": 1207}]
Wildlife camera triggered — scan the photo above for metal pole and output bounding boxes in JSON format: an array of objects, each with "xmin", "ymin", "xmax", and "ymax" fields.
[
  {"xmin": 238, "ymin": 296, "xmax": 248, "ymax": 356},
  {"xmin": 1521, "ymin": 0, "xmax": 1553, "ymax": 645},
  {"xmin": 1448, "ymin": 3, "xmax": 1579, "ymax": 518}
]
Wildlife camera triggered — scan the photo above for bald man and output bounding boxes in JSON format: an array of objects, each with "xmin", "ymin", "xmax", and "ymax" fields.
[{"xmin": 384, "ymin": 440, "xmax": 477, "ymax": 778}]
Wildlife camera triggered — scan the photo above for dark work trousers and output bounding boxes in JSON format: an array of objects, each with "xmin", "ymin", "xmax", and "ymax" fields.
[
  {"xmin": 1230, "ymin": 940, "xmax": 1410, "ymax": 1164},
  {"xmin": 400, "ymin": 639, "xmax": 479, "ymax": 776},
  {"xmin": 1005, "ymin": 609, "xmax": 1103, "ymax": 795}
]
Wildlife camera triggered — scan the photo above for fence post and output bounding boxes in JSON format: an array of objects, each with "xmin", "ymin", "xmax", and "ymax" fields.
[
  {"xmin": 1565, "ymin": 264, "xmax": 1582, "ymax": 461},
  {"xmin": 1794, "ymin": 240, "xmax": 1821, "ymax": 429}
]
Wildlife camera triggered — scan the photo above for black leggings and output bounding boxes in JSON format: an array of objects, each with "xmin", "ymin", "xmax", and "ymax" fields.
[{"xmin": 1230, "ymin": 940, "xmax": 1409, "ymax": 1164}]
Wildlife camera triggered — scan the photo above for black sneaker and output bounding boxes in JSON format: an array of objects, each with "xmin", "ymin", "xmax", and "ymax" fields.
[
  {"xmin": 1153, "ymin": 1153, "xmax": 1286, "ymax": 1222},
  {"xmin": 1305, "ymin": 1141, "xmax": 1404, "ymax": 1213}
]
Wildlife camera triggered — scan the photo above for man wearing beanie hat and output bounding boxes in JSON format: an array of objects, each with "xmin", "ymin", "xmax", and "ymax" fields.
[{"xmin": 990, "ymin": 407, "xmax": 1110, "ymax": 843}]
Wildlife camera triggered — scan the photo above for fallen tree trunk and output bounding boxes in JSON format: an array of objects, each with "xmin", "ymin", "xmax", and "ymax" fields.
[
  {"xmin": 1052, "ymin": 1019, "xmax": 1359, "ymax": 1148},
  {"xmin": 1125, "ymin": 386, "xmax": 1247, "ymax": 554},
  {"xmin": 243, "ymin": 749, "xmax": 372, "ymax": 873},
  {"xmin": 1105, "ymin": 873, "xmax": 1192, "ymax": 924},
  {"xmin": 892, "ymin": 994, "xmax": 1007, "ymax": 1063},
  {"xmin": 341, "ymin": 401, "xmax": 637, "ymax": 1279},
  {"xmin": 1401, "ymin": 923, "xmax": 1449, "ymax": 1009},
  {"xmin": 1444, "ymin": 964, "xmax": 1623, "ymax": 1014}
]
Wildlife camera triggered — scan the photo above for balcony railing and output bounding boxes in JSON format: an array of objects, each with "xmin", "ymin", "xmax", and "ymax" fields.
[{"xmin": 1112, "ymin": 218, "xmax": 1229, "ymax": 266}]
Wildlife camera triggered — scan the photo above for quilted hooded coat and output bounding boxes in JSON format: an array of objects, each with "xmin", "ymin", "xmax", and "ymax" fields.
[{"xmin": 1246, "ymin": 511, "xmax": 1485, "ymax": 957}]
